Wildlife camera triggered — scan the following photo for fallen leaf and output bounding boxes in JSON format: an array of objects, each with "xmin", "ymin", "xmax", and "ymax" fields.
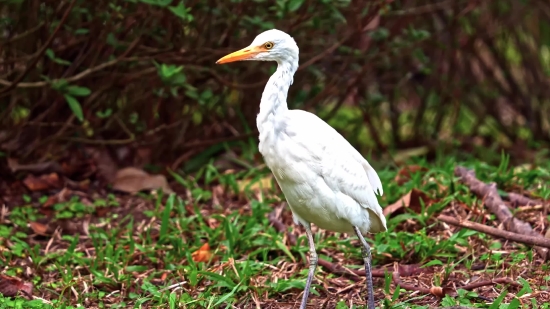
[
  {"xmin": 42, "ymin": 195, "xmax": 58, "ymax": 208},
  {"xmin": 29, "ymin": 222, "xmax": 50, "ymax": 236},
  {"xmin": 206, "ymin": 218, "xmax": 220, "ymax": 229},
  {"xmin": 191, "ymin": 243, "xmax": 213, "ymax": 262},
  {"xmin": 40, "ymin": 187, "xmax": 72, "ymax": 210},
  {"xmin": 237, "ymin": 175, "xmax": 273, "ymax": 192},
  {"xmin": 383, "ymin": 189, "xmax": 434, "ymax": 217},
  {"xmin": 22, "ymin": 173, "xmax": 61, "ymax": 191},
  {"xmin": 0, "ymin": 274, "xmax": 33, "ymax": 298},
  {"xmin": 65, "ymin": 178, "xmax": 90, "ymax": 191},
  {"xmin": 112, "ymin": 167, "xmax": 174, "ymax": 194},
  {"xmin": 95, "ymin": 207, "xmax": 110, "ymax": 217},
  {"xmin": 394, "ymin": 165, "xmax": 428, "ymax": 185}
]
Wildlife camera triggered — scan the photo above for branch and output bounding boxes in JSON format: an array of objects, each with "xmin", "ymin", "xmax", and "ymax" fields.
[
  {"xmin": 507, "ymin": 192, "xmax": 544, "ymax": 207},
  {"xmin": 454, "ymin": 166, "xmax": 549, "ymax": 259},
  {"xmin": 317, "ymin": 259, "xmax": 426, "ymax": 281},
  {"xmin": 0, "ymin": 22, "xmax": 44, "ymax": 45},
  {"xmin": 0, "ymin": 56, "xmax": 141, "ymax": 89},
  {"xmin": 385, "ymin": 0, "xmax": 465, "ymax": 17},
  {"xmin": 391, "ymin": 263, "xmax": 519, "ymax": 302},
  {"xmin": 460, "ymin": 277, "xmax": 520, "ymax": 290},
  {"xmin": 0, "ymin": 0, "xmax": 76, "ymax": 94},
  {"xmin": 182, "ymin": 132, "xmax": 257, "ymax": 149},
  {"xmin": 437, "ymin": 214, "xmax": 550, "ymax": 249}
]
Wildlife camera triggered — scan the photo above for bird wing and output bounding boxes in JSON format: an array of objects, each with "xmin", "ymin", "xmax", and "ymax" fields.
[{"xmin": 282, "ymin": 110, "xmax": 387, "ymax": 231}]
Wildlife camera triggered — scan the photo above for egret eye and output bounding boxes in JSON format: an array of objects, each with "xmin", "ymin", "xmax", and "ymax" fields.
[{"xmin": 264, "ymin": 42, "xmax": 274, "ymax": 49}]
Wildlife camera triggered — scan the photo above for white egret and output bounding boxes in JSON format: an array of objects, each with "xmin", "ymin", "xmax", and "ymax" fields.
[{"xmin": 216, "ymin": 29, "xmax": 386, "ymax": 309}]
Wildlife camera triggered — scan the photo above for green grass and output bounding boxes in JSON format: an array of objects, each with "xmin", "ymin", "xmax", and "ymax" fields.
[{"xmin": 1, "ymin": 153, "xmax": 549, "ymax": 308}]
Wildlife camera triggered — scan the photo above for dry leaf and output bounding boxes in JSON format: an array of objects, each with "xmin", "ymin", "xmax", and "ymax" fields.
[
  {"xmin": 42, "ymin": 195, "xmax": 58, "ymax": 208},
  {"xmin": 22, "ymin": 173, "xmax": 61, "ymax": 191},
  {"xmin": 384, "ymin": 189, "xmax": 433, "ymax": 217},
  {"xmin": 0, "ymin": 274, "xmax": 33, "ymax": 298},
  {"xmin": 394, "ymin": 165, "xmax": 428, "ymax": 185},
  {"xmin": 29, "ymin": 221, "xmax": 50, "ymax": 236},
  {"xmin": 191, "ymin": 243, "xmax": 213, "ymax": 262},
  {"xmin": 237, "ymin": 175, "xmax": 272, "ymax": 192},
  {"xmin": 112, "ymin": 167, "xmax": 174, "ymax": 194}
]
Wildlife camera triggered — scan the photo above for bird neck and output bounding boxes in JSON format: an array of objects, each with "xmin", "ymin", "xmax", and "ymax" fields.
[{"xmin": 257, "ymin": 59, "xmax": 298, "ymax": 130}]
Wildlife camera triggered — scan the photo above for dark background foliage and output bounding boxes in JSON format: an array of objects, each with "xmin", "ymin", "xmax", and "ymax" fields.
[{"xmin": 1, "ymin": 0, "xmax": 549, "ymax": 171}]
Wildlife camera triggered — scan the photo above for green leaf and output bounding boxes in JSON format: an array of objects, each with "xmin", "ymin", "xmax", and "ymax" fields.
[
  {"xmin": 64, "ymin": 95, "xmax": 84, "ymax": 122},
  {"xmin": 213, "ymin": 281, "xmax": 242, "ymax": 307},
  {"xmin": 45, "ymin": 48, "xmax": 71, "ymax": 66},
  {"xmin": 422, "ymin": 260, "xmax": 443, "ymax": 267},
  {"xmin": 507, "ymin": 298, "xmax": 521, "ymax": 309},
  {"xmin": 288, "ymin": 0, "xmax": 305, "ymax": 12},
  {"xmin": 159, "ymin": 194, "xmax": 175, "ymax": 242},
  {"xmin": 66, "ymin": 85, "xmax": 91, "ymax": 97},
  {"xmin": 169, "ymin": 2, "xmax": 194, "ymax": 21},
  {"xmin": 488, "ymin": 290, "xmax": 507, "ymax": 309},
  {"xmin": 369, "ymin": 27, "xmax": 390, "ymax": 41},
  {"xmin": 74, "ymin": 28, "xmax": 89, "ymax": 35},
  {"xmin": 96, "ymin": 108, "xmax": 112, "ymax": 118},
  {"xmin": 275, "ymin": 240, "xmax": 295, "ymax": 262},
  {"xmin": 45, "ymin": 49, "xmax": 55, "ymax": 59},
  {"xmin": 135, "ymin": 0, "xmax": 172, "ymax": 7},
  {"xmin": 51, "ymin": 79, "xmax": 68, "ymax": 91}
]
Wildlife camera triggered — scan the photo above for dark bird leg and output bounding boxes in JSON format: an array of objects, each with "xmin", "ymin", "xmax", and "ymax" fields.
[
  {"xmin": 299, "ymin": 223, "xmax": 318, "ymax": 309},
  {"xmin": 354, "ymin": 226, "xmax": 376, "ymax": 309}
]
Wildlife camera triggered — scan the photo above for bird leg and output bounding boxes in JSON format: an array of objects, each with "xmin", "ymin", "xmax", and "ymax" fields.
[
  {"xmin": 353, "ymin": 226, "xmax": 376, "ymax": 309},
  {"xmin": 300, "ymin": 223, "xmax": 318, "ymax": 309}
]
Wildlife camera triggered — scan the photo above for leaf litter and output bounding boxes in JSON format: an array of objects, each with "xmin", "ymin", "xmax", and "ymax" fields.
[{"xmin": 0, "ymin": 150, "xmax": 549, "ymax": 308}]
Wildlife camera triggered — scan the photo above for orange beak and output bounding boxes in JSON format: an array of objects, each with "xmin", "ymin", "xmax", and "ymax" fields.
[{"xmin": 216, "ymin": 45, "xmax": 265, "ymax": 64}]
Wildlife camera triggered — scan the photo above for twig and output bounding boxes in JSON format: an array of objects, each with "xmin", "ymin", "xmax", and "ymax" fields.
[
  {"xmin": 317, "ymin": 259, "xmax": 426, "ymax": 281},
  {"xmin": 0, "ymin": 57, "xmax": 140, "ymax": 88},
  {"xmin": 507, "ymin": 192, "xmax": 544, "ymax": 207},
  {"xmin": 267, "ymin": 208, "xmax": 297, "ymax": 246},
  {"xmin": 515, "ymin": 205, "xmax": 545, "ymax": 213},
  {"xmin": 61, "ymin": 136, "xmax": 136, "ymax": 145},
  {"xmin": 460, "ymin": 277, "xmax": 520, "ymax": 290},
  {"xmin": 182, "ymin": 132, "xmax": 257, "ymax": 149},
  {"xmin": 299, "ymin": 9, "xmax": 381, "ymax": 70},
  {"xmin": 391, "ymin": 263, "xmax": 519, "ymax": 301},
  {"xmin": 385, "ymin": 0, "xmax": 464, "ymax": 17},
  {"xmin": 391, "ymin": 263, "xmax": 434, "ymax": 295},
  {"xmin": 437, "ymin": 214, "xmax": 550, "ymax": 249},
  {"xmin": 0, "ymin": 22, "xmax": 45, "ymax": 45},
  {"xmin": 454, "ymin": 166, "xmax": 549, "ymax": 259},
  {"xmin": 0, "ymin": 0, "xmax": 76, "ymax": 94},
  {"xmin": 317, "ymin": 258, "xmax": 362, "ymax": 281}
]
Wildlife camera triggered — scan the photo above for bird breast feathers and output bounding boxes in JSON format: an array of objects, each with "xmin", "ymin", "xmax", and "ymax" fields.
[{"xmin": 272, "ymin": 110, "xmax": 384, "ymax": 206}]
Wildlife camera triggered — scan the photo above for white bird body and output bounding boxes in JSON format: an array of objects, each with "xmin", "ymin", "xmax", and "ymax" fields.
[
  {"xmin": 259, "ymin": 108, "xmax": 386, "ymax": 235},
  {"xmin": 217, "ymin": 29, "xmax": 385, "ymax": 309}
]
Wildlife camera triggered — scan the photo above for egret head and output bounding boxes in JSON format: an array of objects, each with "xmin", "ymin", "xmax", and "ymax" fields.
[{"xmin": 216, "ymin": 29, "xmax": 299, "ymax": 65}]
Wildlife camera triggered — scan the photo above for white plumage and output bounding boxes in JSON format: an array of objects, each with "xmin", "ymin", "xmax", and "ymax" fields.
[
  {"xmin": 262, "ymin": 109, "xmax": 386, "ymax": 234},
  {"xmin": 217, "ymin": 29, "xmax": 386, "ymax": 309}
]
